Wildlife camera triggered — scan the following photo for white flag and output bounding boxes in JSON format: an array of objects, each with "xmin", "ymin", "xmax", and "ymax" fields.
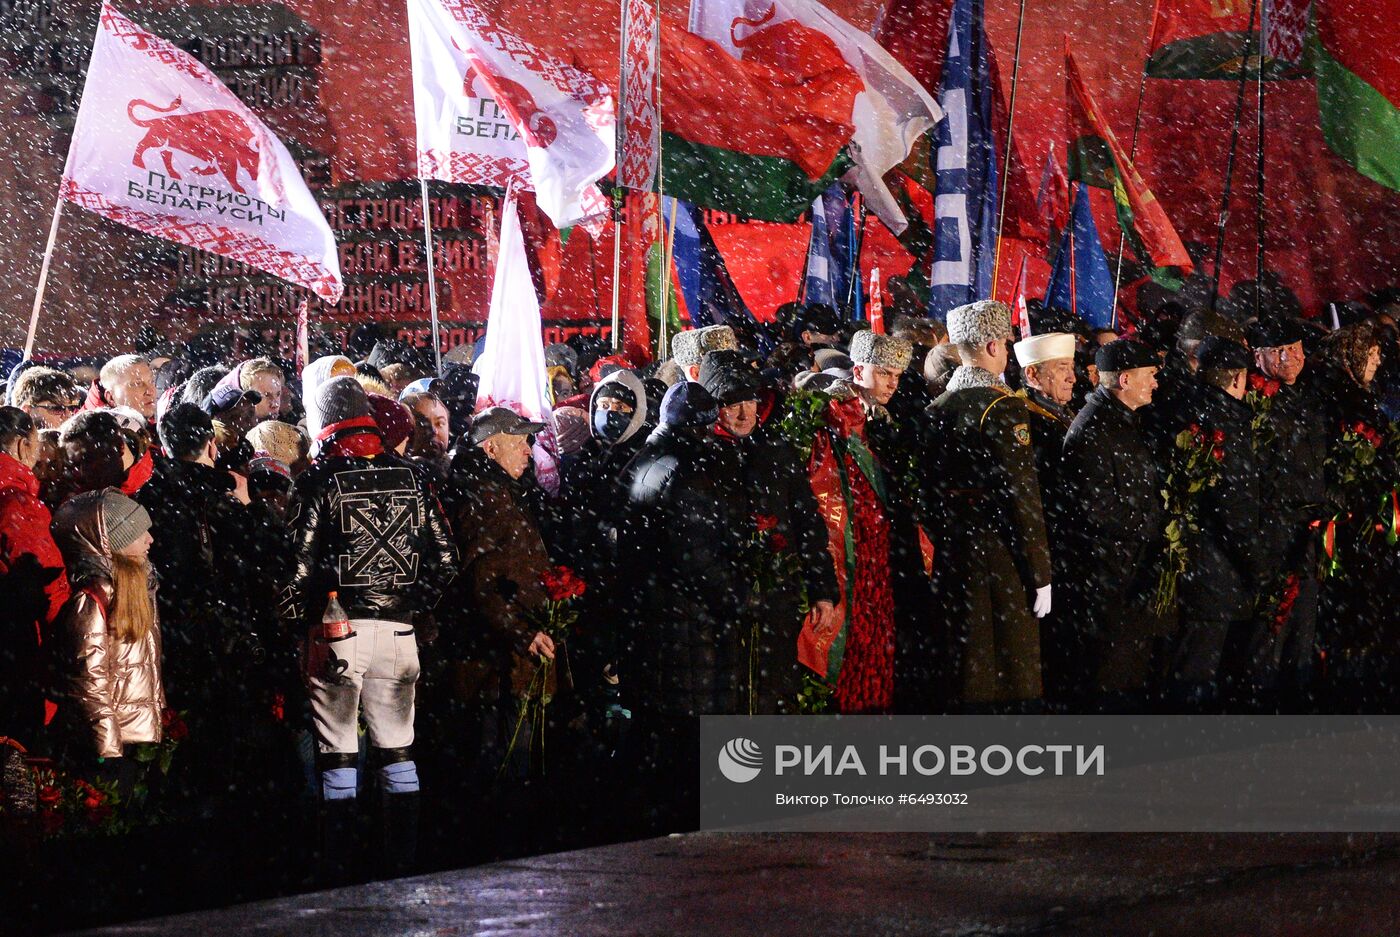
[
  {"xmin": 689, "ymin": 0, "xmax": 942, "ymax": 234},
  {"xmin": 472, "ymin": 196, "xmax": 560, "ymax": 494},
  {"xmin": 62, "ymin": 4, "xmax": 342, "ymax": 303},
  {"xmin": 408, "ymin": 0, "xmax": 615, "ymax": 229}
]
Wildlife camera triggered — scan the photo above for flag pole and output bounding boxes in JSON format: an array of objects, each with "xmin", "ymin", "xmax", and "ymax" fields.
[
  {"xmin": 1207, "ymin": 0, "xmax": 1261, "ymax": 314},
  {"xmin": 844, "ymin": 193, "xmax": 866, "ymax": 319},
  {"xmin": 610, "ymin": 0, "xmax": 629, "ymax": 354},
  {"xmin": 1254, "ymin": 0, "xmax": 1267, "ymax": 318},
  {"xmin": 989, "ymin": 0, "xmax": 1028, "ymax": 302},
  {"xmin": 659, "ymin": 198, "xmax": 678, "ymax": 360},
  {"xmin": 1108, "ymin": 60, "xmax": 1150, "ymax": 329},
  {"xmin": 1069, "ymin": 185, "xmax": 1079, "ymax": 319},
  {"xmin": 23, "ymin": 195, "xmax": 65, "ymax": 361},
  {"xmin": 418, "ymin": 178, "xmax": 443, "ymax": 374}
]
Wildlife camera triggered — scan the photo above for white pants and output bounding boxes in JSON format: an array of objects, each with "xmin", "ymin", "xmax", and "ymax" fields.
[{"xmin": 305, "ymin": 619, "xmax": 420, "ymax": 755}]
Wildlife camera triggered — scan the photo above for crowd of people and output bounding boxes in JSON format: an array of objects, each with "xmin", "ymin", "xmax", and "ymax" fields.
[{"xmin": 1, "ymin": 291, "xmax": 1399, "ymax": 875}]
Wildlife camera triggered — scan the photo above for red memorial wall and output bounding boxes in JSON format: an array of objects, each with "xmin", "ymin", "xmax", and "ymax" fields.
[{"xmin": 0, "ymin": 0, "xmax": 1395, "ymax": 358}]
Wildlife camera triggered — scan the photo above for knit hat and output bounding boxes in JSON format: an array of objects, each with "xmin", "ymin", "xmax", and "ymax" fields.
[
  {"xmin": 315, "ymin": 376, "xmax": 376, "ymax": 441},
  {"xmin": 813, "ymin": 348, "xmax": 854, "ymax": 372},
  {"xmin": 367, "ymin": 394, "xmax": 415, "ymax": 451},
  {"xmin": 671, "ymin": 325, "xmax": 737, "ymax": 368},
  {"xmin": 246, "ymin": 420, "xmax": 308, "ymax": 466},
  {"xmin": 1196, "ymin": 336, "xmax": 1251, "ymax": 371},
  {"xmin": 544, "ymin": 343, "xmax": 578, "ymax": 374},
  {"xmin": 699, "ymin": 350, "xmax": 760, "ymax": 405},
  {"xmin": 947, "ymin": 300, "xmax": 1013, "ymax": 346},
  {"xmin": 659, "ymin": 381, "xmax": 719, "ymax": 428},
  {"xmin": 100, "ymin": 490, "xmax": 151, "ymax": 552},
  {"xmin": 1013, "ymin": 332, "xmax": 1077, "ymax": 368},
  {"xmin": 849, "ymin": 330, "xmax": 913, "ymax": 370}
]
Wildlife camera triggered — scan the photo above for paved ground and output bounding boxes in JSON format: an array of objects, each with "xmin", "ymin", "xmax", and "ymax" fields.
[{"xmin": 63, "ymin": 832, "xmax": 1400, "ymax": 936}]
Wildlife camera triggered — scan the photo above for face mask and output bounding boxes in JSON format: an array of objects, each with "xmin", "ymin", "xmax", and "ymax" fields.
[{"xmin": 593, "ymin": 408, "xmax": 631, "ymax": 442}]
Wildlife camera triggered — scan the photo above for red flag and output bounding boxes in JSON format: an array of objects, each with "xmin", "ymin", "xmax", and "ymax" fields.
[
  {"xmin": 1066, "ymin": 45, "xmax": 1194, "ymax": 275},
  {"xmin": 868, "ymin": 267, "xmax": 884, "ymax": 335}
]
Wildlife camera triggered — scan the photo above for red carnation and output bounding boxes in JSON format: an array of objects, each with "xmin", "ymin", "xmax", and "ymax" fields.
[
  {"xmin": 1212, "ymin": 447, "xmax": 1225, "ymax": 462},
  {"xmin": 540, "ymin": 565, "xmax": 587, "ymax": 602},
  {"xmin": 1248, "ymin": 373, "xmax": 1265, "ymax": 392},
  {"xmin": 161, "ymin": 707, "xmax": 175, "ymax": 729},
  {"xmin": 1188, "ymin": 423, "xmax": 1202, "ymax": 436},
  {"xmin": 167, "ymin": 717, "xmax": 189, "ymax": 742},
  {"xmin": 754, "ymin": 514, "xmax": 779, "ymax": 533},
  {"xmin": 1212, "ymin": 429, "xmax": 1225, "ymax": 444},
  {"xmin": 82, "ymin": 788, "xmax": 106, "ymax": 811},
  {"xmin": 769, "ymin": 533, "xmax": 790, "ymax": 552},
  {"xmin": 37, "ymin": 784, "xmax": 61, "ymax": 807}
]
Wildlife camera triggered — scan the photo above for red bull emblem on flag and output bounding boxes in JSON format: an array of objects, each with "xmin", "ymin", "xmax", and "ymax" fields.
[
  {"xmin": 408, "ymin": 0, "xmax": 615, "ymax": 229},
  {"xmin": 61, "ymin": 4, "xmax": 342, "ymax": 304}
]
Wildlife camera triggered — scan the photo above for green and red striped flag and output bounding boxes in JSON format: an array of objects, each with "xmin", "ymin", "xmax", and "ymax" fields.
[
  {"xmin": 1065, "ymin": 45, "xmax": 1193, "ymax": 284},
  {"xmin": 1145, "ymin": 0, "xmax": 1304, "ymax": 80},
  {"xmin": 1313, "ymin": 0, "xmax": 1400, "ymax": 192}
]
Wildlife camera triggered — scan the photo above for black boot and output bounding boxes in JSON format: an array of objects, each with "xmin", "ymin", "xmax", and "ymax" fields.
[
  {"xmin": 378, "ymin": 791, "xmax": 420, "ymax": 879},
  {"xmin": 317, "ymin": 798, "xmax": 359, "ymax": 888}
]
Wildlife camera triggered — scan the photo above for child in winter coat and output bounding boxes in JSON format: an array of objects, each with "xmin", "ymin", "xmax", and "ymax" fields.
[{"xmin": 49, "ymin": 488, "xmax": 164, "ymax": 788}]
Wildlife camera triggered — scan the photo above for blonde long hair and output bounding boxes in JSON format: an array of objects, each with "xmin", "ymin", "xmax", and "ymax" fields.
[{"xmin": 108, "ymin": 554, "xmax": 154, "ymax": 644}]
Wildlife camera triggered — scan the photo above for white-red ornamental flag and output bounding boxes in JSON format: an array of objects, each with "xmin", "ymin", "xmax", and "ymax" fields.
[
  {"xmin": 62, "ymin": 4, "xmax": 342, "ymax": 304},
  {"xmin": 472, "ymin": 196, "xmax": 560, "ymax": 494},
  {"xmin": 621, "ymin": 0, "xmax": 660, "ymax": 190},
  {"xmin": 408, "ymin": 0, "xmax": 615, "ymax": 229}
]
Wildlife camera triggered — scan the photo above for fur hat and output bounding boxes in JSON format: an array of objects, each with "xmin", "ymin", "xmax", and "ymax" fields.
[
  {"xmin": 671, "ymin": 325, "xmax": 737, "ymax": 368},
  {"xmin": 1014, "ymin": 333, "xmax": 1077, "ymax": 369},
  {"xmin": 367, "ymin": 394, "xmax": 414, "ymax": 451},
  {"xmin": 849, "ymin": 330, "xmax": 913, "ymax": 371},
  {"xmin": 947, "ymin": 300, "xmax": 1013, "ymax": 346}
]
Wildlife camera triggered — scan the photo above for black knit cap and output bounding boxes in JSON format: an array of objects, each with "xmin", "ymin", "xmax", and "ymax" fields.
[
  {"xmin": 1246, "ymin": 317, "xmax": 1307, "ymax": 349},
  {"xmin": 698, "ymin": 350, "xmax": 759, "ymax": 405},
  {"xmin": 315, "ymin": 376, "xmax": 376, "ymax": 441},
  {"xmin": 1095, "ymin": 339, "xmax": 1159, "ymax": 373},
  {"xmin": 1197, "ymin": 336, "xmax": 1252, "ymax": 371}
]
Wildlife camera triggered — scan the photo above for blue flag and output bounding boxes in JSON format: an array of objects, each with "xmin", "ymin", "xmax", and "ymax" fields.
[
  {"xmin": 928, "ymin": 0, "xmax": 999, "ymax": 320},
  {"xmin": 1044, "ymin": 184, "xmax": 1115, "ymax": 330},
  {"xmin": 804, "ymin": 193, "xmax": 837, "ymax": 308}
]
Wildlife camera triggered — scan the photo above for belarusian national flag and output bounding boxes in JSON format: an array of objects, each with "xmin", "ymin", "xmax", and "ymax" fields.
[
  {"xmin": 1066, "ymin": 46, "xmax": 1193, "ymax": 282},
  {"xmin": 1313, "ymin": 0, "xmax": 1400, "ymax": 192},
  {"xmin": 409, "ymin": 0, "xmax": 615, "ymax": 229},
  {"xmin": 62, "ymin": 4, "xmax": 342, "ymax": 303},
  {"xmin": 502, "ymin": 0, "xmax": 863, "ymax": 223},
  {"xmin": 688, "ymin": 0, "xmax": 943, "ymax": 234},
  {"xmin": 1145, "ymin": 0, "xmax": 1303, "ymax": 80}
]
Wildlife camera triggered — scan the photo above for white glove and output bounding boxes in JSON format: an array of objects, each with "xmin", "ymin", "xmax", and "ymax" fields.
[{"xmin": 1033, "ymin": 584, "xmax": 1052, "ymax": 619}]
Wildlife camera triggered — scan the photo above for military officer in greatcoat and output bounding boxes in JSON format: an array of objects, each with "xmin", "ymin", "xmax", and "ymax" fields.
[{"xmin": 924, "ymin": 300, "xmax": 1053, "ymax": 709}]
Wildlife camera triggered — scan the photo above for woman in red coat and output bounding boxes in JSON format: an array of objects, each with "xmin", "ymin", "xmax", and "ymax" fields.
[{"xmin": 0, "ymin": 407, "xmax": 70, "ymax": 743}]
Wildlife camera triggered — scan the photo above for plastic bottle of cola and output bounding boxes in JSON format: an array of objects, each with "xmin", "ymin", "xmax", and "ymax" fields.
[{"xmin": 322, "ymin": 591, "xmax": 351, "ymax": 640}]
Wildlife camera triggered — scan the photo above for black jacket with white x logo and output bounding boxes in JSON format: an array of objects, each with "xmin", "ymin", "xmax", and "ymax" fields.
[{"xmin": 282, "ymin": 450, "xmax": 458, "ymax": 629}]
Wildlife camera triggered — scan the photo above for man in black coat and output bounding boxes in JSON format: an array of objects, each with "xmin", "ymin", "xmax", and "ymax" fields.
[
  {"xmin": 700, "ymin": 351, "xmax": 839, "ymax": 714},
  {"xmin": 616, "ymin": 381, "xmax": 745, "ymax": 830},
  {"xmin": 1246, "ymin": 318, "xmax": 1328, "ymax": 704},
  {"xmin": 1060, "ymin": 340, "xmax": 1169, "ymax": 709},
  {"xmin": 1167, "ymin": 338, "xmax": 1265, "ymax": 709},
  {"xmin": 137, "ymin": 403, "xmax": 292, "ymax": 796}
]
